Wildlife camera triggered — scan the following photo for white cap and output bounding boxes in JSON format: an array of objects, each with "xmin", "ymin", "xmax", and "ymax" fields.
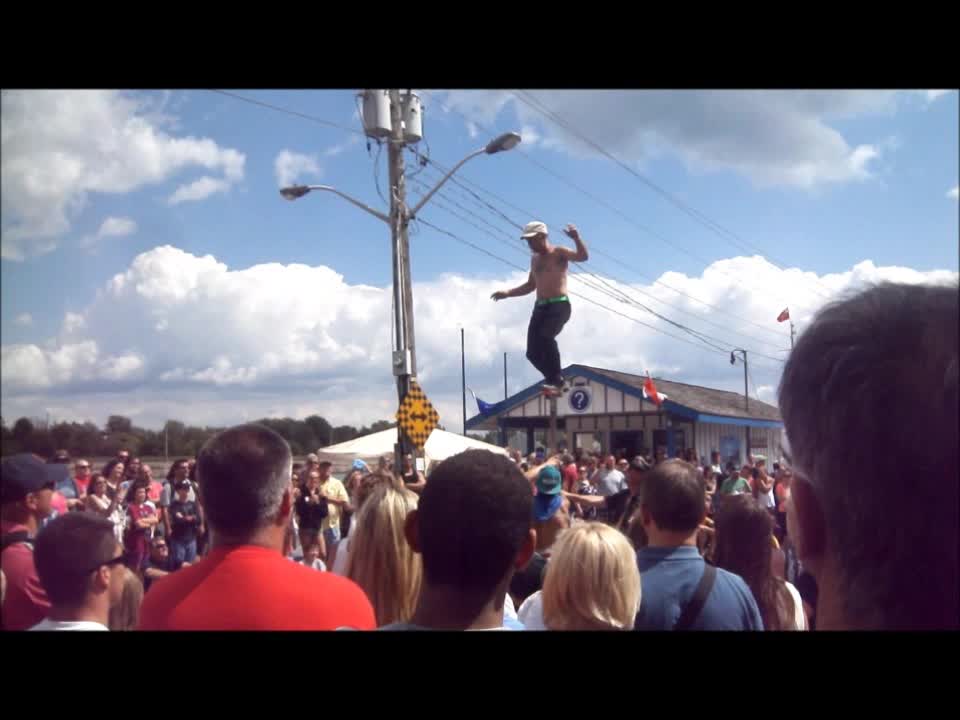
[{"xmin": 521, "ymin": 221, "xmax": 548, "ymax": 238}]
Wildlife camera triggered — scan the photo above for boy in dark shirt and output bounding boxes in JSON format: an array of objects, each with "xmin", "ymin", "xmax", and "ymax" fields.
[{"xmin": 168, "ymin": 481, "xmax": 201, "ymax": 569}]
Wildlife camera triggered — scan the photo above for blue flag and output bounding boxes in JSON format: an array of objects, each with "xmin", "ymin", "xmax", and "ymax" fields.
[{"xmin": 468, "ymin": 388, "xmax": 498, "ymax": 415}]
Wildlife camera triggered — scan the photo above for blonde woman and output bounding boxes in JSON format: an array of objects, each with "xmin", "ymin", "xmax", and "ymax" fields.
[
  {"xmin": 344, "ymin": 484, "xmax": 422, "ymax": 627},
  {"xmin": 332, "ymin": 473, "xmax": 383, "ymax": 575},
  {"xmin": 108, "ymin": 567, "xmax": 144, "ymax": 631},
  {"xmin": 518, "ymin": 522, "xmax": 641, "ymax": 631}
]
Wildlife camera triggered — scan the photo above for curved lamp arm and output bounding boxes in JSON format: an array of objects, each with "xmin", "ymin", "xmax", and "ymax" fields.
[{"xmin": 280, "ymin": 185, "xmax": 390, "ymax": 224}]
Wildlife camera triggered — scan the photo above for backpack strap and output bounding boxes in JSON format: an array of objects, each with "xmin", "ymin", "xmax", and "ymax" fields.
[
  {"xmin": 1, "ymin": 530, "xmax": 33, "ymax": 552},
  {"xmin": 674, "ymin": 563, "xmax": 717, "ymax": 631}
]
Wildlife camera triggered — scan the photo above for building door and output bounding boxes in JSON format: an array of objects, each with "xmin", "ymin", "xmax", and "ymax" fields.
[
  {"xmin": 719, "ymin": 435, "xmax": 740, "ymax": 465},
  {"xmin": 609, "ymin": 431, "xmax": 642, "ymax": 459}
]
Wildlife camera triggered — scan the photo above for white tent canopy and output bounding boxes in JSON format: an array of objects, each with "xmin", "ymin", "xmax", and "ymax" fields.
[{"xmin": 316, "ymin": 428, "xmax": 507, "ymax": 475}]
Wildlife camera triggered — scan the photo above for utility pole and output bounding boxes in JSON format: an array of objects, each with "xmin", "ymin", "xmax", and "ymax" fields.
[
  {"xmin": 388, "ymin": 90, "xmax": 414, "ymax": 468},
  {"xmin": 742, "ymin": 350, "xmax": 749, "ymax": 413},
  {"xmin": 731, "ymin": 348, "xmax": 750, "ymax": 461},
  {"xmin": 731, "ymin": 349, "xmax": 749, "ymax": 412},
  {"xmin": 279, "ymin": 91, "xmax": 521, "ymax": 468},
  {"xmin": 461, "ymin": 328, "xmax": 467, "ymax": 435}
]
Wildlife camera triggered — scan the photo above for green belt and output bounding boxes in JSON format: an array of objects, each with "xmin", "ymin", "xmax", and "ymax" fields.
[{"xmin": 536, "ymin": 295, "xmax": 569, "ymax": 306}]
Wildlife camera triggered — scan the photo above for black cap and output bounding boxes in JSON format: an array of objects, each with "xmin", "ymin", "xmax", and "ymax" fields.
[
  {"xmin": 1, "ymin": 454, "xmax": 60, "ymax": 504},
  {"xmin": 629, "ymin": 456, "xmax": 652, "ymax": 472}
]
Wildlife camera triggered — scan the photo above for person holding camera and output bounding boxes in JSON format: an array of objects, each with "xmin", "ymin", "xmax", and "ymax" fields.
[{"xmin": 295, "ymin": 469, "xmax": 329, "ymax": 561}]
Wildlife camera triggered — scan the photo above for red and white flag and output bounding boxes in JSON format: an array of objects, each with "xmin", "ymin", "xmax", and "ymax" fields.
[
  {"xmin": 643, "ymin": 372, "xmax": 667, "ymax": 407},
  {"xmin": 777, "ymin": 307, "xmax": 790, "ymax": 323}
]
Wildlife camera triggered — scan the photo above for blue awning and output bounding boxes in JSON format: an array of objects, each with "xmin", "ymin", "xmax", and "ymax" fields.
[{"xmin": 695, "ymin": 413, "xmax": 783, "ymax": 429}]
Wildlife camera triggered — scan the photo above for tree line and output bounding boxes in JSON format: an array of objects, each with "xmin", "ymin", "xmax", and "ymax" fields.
[{"xmin": 0, "ymin": 414, "xmax": 398, "ymax": 459}]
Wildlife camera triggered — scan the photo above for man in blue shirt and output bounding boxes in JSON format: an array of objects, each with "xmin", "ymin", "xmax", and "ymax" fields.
[{"xmin": 634, "ymin": 459, "xmax": 763, "ymax": 631}]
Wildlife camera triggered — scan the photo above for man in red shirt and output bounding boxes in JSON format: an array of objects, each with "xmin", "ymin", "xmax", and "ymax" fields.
[
  {"xmin": 1, "ymin": 454, "xmax": 57, "ymax": 630},
  {"xmin": 138, "ymin": 424, "xmax": 376, "ymax": 631},
  {"xmin": 560, "ymin": 453, "xmax": 578, "ymax": 494},
  {"xmin": 73, "ymin": 459, "xmax": 93, "ymax": 498}
]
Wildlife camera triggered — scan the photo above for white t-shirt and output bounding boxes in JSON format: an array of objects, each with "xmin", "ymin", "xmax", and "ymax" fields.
[
  {"xmin": 758, "ymin": 487, "xmax": 776, "ymax": 510},
  {"xmin": 517, "ymin": 590, "xmax": 548, "ymax": 630},
  {"xmin": 301, "ymin": 558, "xmax": 327, "ymax": 572},
  {"xmin": 503, "ymin": 593, "xmax": 518, "ymax": 622},
  {"xmin": 593, "ymin": 468, "xmax": 626, "ymax": 497},
  {"xmin": 783, "ymin": 581, "xmax": 807, "ymax": 631},
  {"xmin": 332, "ymin": 533, "xmax": 352, "ymax": 575},
  {"xmin": 29, "ymin": 618, "xmax": 109, "ymax": 631}
]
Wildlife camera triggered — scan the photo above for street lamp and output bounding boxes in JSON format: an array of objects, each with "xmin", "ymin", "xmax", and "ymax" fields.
[
  {"xmin": 279, "ymin": 121, "xmax": 521, "ymax": 463},
  {"xmin": 279, "ymin": 131, "xmax": 521, "ymax": 223},
  {"xmin": 485, "ymin": 132, "xmax": 522, "ymax": 154},
  {"xmin": 409, "ymin": 132, "xmax": 521, "ymax": 219},
  {"xmin": 279, "ymin": 184, "xmax": 390, "ymax": 224}
]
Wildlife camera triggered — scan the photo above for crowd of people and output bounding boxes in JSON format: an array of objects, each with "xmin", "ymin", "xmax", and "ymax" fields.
[{"xmin": 1, "ymin": 282, "xmax": 956, "ymax": 631}]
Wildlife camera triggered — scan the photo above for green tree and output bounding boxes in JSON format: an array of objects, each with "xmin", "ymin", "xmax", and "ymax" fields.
[
  {"xmin": 50, "ymin": 422, "xmax": 74, "ymax": 452},
  {"xmin": 331, "ymin": 425, "xmax": 359, "ymax": 444},
  {"xmin": 304, "ymin": 415, "xmax": 333, "ymax": 448},
  {"xmin": 106, "ymin": 415, "xmax": 133, "ymax": 434},
  {"xmin": 73, "ymin": 422, "xmax": 103, "ymax": 457},
  {"xmin": 367, "ymin": 420, "xmax": 396, "ymax": 435}
]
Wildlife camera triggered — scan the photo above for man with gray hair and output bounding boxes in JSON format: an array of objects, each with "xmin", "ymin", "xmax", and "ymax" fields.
[
  {"xmin": 779, "ymin": 282, "xmax": 958, "ymax": 630},
  {"xmin": 138, "ymin": 424, "xmax": 375, "ymax": 630}
]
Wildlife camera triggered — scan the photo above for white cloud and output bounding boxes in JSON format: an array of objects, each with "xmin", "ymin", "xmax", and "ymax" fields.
[
  {"xmin": 1, "ymin": 340, "xmax": 145, "ymax": 390},
  {"xmin": 949, "ymin": 186, "xmax": 959, "ymax": 200},
  {"xmin": 1, "ymin": 90, "xmax": 245, "ymax": 260},
  {"xmin": 168, "ymin": 176, "xmax": 230, "ymax": 205},
  {"xmin": 519, "ymin": 124, "xmax": 540, "ymax": 146},
  {"xmin": 97, "ymin": 216, "xmax": 137, "ymax": 238},
  {"xmin": 323, "ymin": 135, "xmax": 361, "ymax": 158},
  {"xmin": 80, "ymin": 215, "xmax": 138, "ymax": 249},
  {"xmin": 924, "ymin": 90, "xmax": 951, "ymax": 102},
  {"xmin": 274, "ymin": 150, "xmax": 322, "ymax": 188},
  {"xmin": 15, "ymin": 313, "xmax": 33, "ymax": 327},
  {"xmin": 2, "ymin": 245, "xmax": 955, "ymax": 432},
  {"xmin": 435, "ymin": 90, "xmax": 916, "ymax": 189},
  {"xmin": 62, "ymin": 312, "xmax": 86, "ymax": 335}
]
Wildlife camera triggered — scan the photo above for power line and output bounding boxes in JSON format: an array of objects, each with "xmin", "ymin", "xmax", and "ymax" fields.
[
  {"xmin": 410, "ymin": 160, "xmax": 790, "ymax": 357},
  {"xmin": 511, "ymin": 89, "xmax": 835, "ymax": 301},
  {"xmin": 212, "ymin": 87, "xmax": 791, "ymax": 362},
  {"xmin": 409, "ymin": 177, "xmax": 506, "ymax": 237},
  {"xmin": 373, "ymin": 140, "xmax": 387, "ymax": 204},
  {"xmin": 418, "ymin": 193, "xmax": 786, "ymax": 364},
  {"xmin": 412, "ymin": 216, "xmax": 776, "ymax": 362},
  {"xmin": 416, "ymin": 91, "xmax": 793, "ymax": 341},
  {"xmin": 208, "ymin": 89, "xmax": 365, "ymax": 136}
]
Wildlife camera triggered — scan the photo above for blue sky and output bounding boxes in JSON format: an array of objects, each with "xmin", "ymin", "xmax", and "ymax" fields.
[{"xmin": 2, "ymin": 89, "xmax": 957, "ymax": 431}]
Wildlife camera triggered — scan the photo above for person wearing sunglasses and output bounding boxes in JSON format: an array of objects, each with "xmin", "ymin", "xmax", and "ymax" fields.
[
  {"xmin": 143, "ymin": 537, "xmax": 173, "ymax": 592},
  {"xmin": 73, "ymin": 460, "xmax": 93, "ymax": 499},
  {"xmin": 30, "ymin": 512, "xmax": 127, "ymax": 631}
]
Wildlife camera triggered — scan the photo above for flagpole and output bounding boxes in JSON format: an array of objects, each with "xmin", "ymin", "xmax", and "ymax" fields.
[
  {"xmin": 461, "ymin": 328, "xmax": 467, "ymax": 435},
  {"xmin": 790, "ymin": 321, "xmax": 795, "ymax": 349},
  {"xmin": 503, "ymin": 352, "xmax": 508, "ymax": 400}
]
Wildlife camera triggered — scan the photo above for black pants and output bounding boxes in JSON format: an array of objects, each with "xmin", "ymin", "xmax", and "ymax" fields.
[{"xmin": 526, "ymin": 300, "xmax": 571, "ymax": 386}]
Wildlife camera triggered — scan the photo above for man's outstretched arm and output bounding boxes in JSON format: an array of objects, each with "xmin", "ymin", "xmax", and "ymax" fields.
[
  {"xmin": 558, "ymin": 224, "xmax": 589, "ymax": 262},
  {"xmin": 491, "ymin": 270, "xmax": 536, "ymax": 301}
]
